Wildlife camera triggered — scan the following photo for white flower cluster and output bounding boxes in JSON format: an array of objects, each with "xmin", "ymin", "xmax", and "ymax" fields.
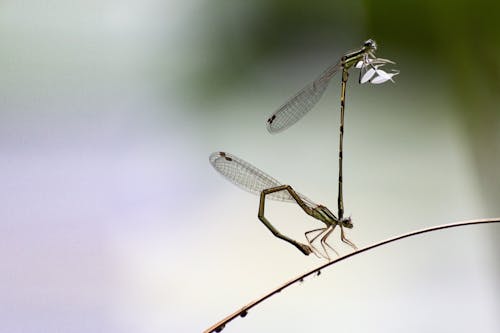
[{"xmin": 356, "ymin": 57, "xmax": 399, "ymax": 84}]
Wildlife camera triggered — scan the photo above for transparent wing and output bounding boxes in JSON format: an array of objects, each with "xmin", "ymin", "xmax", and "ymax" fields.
[
  {"xmin": 209, "ymin": 152, "xmax": 317, "ymax": 208},
  {"xmin": 266, "ymin": 61, "xmax": 341, "ymax": 134}
]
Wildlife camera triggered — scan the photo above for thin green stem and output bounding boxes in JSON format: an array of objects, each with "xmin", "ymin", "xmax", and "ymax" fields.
[{"xmin": 204, "ymin": 218, "xmax": 500, "ymax": 333}]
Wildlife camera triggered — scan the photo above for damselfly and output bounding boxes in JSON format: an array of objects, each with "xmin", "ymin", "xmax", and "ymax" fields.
[
  {"xmin": 210, "ymin": 151, "xmax": 356, "ymax": 260},
  {"xmin": 267, "ymin": 39, "xmax": 398, "ymax": 220},
  {"xmin": 266, "ymin": 39, "xmax": 398, "ymax": 133}
]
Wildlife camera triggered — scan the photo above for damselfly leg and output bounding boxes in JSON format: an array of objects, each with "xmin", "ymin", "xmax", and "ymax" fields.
[{"xmin": 258, "ymin": 184, "xmax": 314, "ymax": 255}]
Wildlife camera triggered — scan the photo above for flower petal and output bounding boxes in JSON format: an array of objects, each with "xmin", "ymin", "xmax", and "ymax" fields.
[
  {"xmin": 360, "ymin": 66, "xmax": 378, "ymax": 84},
  {"xmin": 370, "ymin": 69, "xmax": 399, "ymax": 84}
]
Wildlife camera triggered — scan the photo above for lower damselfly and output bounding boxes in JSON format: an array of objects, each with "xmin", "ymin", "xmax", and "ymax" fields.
[{"xmin": 210, "ymin": 151, "xmax": 356, "ymax": 260}]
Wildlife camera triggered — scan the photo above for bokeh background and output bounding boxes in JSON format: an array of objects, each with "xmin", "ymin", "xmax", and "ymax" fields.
[{"xmin": 1, "ymin": 1, "xmax": 499, "ymax": 332}]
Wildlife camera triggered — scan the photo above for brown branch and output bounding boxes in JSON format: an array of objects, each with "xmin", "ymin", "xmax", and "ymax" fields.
[{"xmin": 204, "ymin": 217, "xmax": 500, "ymax": 333}]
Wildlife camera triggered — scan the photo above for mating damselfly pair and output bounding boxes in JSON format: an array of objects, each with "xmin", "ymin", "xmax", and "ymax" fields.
[{"xmin": 210, "ymin": 39, "xmax": 398, "ymax": 260}]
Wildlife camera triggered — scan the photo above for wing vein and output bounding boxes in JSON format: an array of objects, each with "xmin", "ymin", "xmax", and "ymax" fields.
[
  {"xmin": 266, "ymin": 61, "xmax": 341, "ymax": 133},
  {"xmin": 210, "ymin": 152, "xmax": 317, "ymax": 208}
]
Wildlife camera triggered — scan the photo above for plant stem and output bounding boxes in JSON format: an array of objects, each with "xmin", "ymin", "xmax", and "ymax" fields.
[{"xmin": 204, "ymin": 217, "xmax": 500, "ymax": 333}]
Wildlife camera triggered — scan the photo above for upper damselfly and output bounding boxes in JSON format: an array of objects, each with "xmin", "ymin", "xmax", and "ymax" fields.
[
  {"xmin": 267, "ymin": 39, "xmax": 398, "ymax": 221},
  {"xmin": 266, "ymin": 39, "xmax": 398, "ymax": 134}
]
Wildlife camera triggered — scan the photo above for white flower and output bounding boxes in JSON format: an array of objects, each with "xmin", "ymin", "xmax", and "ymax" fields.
[{"xmin": 357, "ymin": 56, "xmax": 399, "ymax": 84}]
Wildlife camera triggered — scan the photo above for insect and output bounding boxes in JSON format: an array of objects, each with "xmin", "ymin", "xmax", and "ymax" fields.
[
  {"xmin": 267, "ymin": 39, "xmax": 398, "ymax": 220},
  {"xmin": 266, "ymin": 39, "xmax": 398, "ymax": 134},
  {"xmin": 209, "ymin": 151, "xmax": 356, "ymax": 260}
]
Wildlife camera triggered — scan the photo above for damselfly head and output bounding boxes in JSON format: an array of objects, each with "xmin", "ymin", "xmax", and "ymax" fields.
[
  {"xmin": 341, "ymin": 216, "xmax": 353, "ymax": 229},
  {"xmin": 364, "ymin": 39, "xmax": 377, "ymax": 51}
]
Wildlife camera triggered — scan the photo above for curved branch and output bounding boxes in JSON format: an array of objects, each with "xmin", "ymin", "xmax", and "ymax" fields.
[{"xmin": 204, "ymin": 217, "xmax": 500, "ymax": 333}]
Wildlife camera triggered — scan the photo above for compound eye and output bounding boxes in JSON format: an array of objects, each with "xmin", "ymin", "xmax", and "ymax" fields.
[
  {"xmin": 364, "ymin": 39, "xmax": 377, "ymax": 50},
  {"xmin": 343, "ymin": 217, "xmax": 353, "ymax": 227}
]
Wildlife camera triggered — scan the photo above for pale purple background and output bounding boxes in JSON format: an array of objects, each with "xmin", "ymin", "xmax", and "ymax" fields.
[{"xmin": 0, "ymin": 1, "xmax": 498, "ymax": 332}]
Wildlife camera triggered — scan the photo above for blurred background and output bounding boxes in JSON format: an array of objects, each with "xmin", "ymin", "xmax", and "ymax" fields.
[{"xmin": 0, "ymin": 0, "xmax": 499, "ymax": 332}]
